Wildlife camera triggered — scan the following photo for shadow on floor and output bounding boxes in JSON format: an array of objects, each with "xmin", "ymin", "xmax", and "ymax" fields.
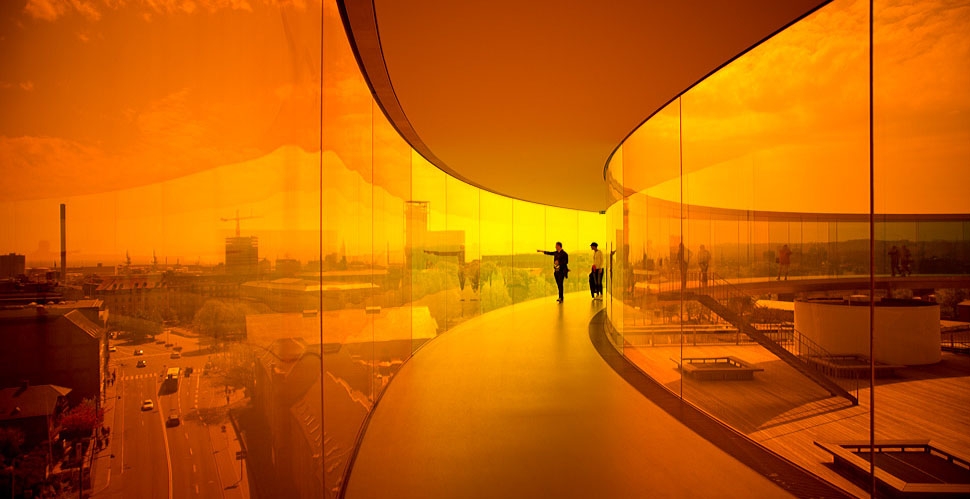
[{"xmin": 588, "ymin": 311, "xmax": 853, "ymax": 499}]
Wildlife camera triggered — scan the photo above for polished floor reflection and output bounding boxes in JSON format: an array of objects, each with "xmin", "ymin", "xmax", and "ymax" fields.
[{"xmin": 344, "ymin": 292, "xmax": 792, "ymax": 499}]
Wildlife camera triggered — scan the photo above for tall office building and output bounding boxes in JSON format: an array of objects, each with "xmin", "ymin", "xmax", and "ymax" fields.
[{"xmin": 225, "ymin": 236, "xmax": 259, "ymax": 276}]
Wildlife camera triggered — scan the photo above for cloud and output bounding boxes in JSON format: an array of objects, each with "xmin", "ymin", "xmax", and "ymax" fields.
[
  {"xmin": 26, "ymin": 0, "xmax": 314, "ymax": 21},
  {"xmin": 24, "ymin": 0, "xmax": 101, "ymax": 21},
  {"xmin": 1, "ymin": 81, "xmax": 35, "ymax": 91}
]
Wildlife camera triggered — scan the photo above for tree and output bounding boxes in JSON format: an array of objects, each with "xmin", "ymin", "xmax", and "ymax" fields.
[
  {"xmin": 212, "ymin": 343, "xmax": 257, "ymax": 391},
  {"xmin": 748, "ymin": 305, "xmax": 791, "ymax": 325},
  {"xmin": 194, "ymin": 300, "xmax": 246, "ymax": 340},
  {"xmin": 108, "ymin": 313, "xmax": 161, "ymax": 342},
  {"xmin": 937, "ymin": 288, "xmax": 968, "ymax": 319},
  {"xmin": 58, "ymin": 399, "xmax": 103, "ymax": 441},
  {"xmin": 194, "ymin": 299, "xmax": 271, "ymax": 342},
  {"xmin": 0, "ymin": 427, "xmax": 24, "ymax": 465},
  {"xmin": 481, "ymin": 275, "xmax": 512, "ymax": 312}
]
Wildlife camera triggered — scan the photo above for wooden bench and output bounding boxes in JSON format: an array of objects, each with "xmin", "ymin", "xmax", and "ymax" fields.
[
  {"xmin": 672, "ymin": 356, "xmax": 764, "ymax": 381},
  {"xmin": 815, "ymin": 440, "xmax": 970, "ymax": 496}
]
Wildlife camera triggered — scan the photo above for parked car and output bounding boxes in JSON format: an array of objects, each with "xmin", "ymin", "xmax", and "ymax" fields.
[
  {"xmin": 170, "ymin": 352, "xmax": 181, "ymax": 359},
  {"xmin": 141, "ymin": 400, "xmax": 154, "ymax": 411}
]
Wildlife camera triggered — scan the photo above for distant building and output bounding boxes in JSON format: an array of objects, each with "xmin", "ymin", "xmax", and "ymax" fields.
[
  {"xmin": 0, "ymin": 383, "xmax": 71, "ymax": 449},
  {"xmin": 161, "ymin": 271, "xmax": 240, "ymax": 323},
  {"xmin": 405, "ymin": 201, "xmax": 464, "ymax": 269},
  {"xmin": 240, "ymin": 278, "xmax": 323, "ymax": 313},
  {"xmin": 0, "ymin": 279, "xmax": 63, "ymax": 306},
  {"xmin": 0, "ymin": 301, "xmax": 107, "ymax": 405},
  {"xmin": 93, "ymin": 274, "xmax": 169, "ymax": 319},
  {"xmin": 0, "ymin": 253, "xmax": 26, "ymax": 278},
  {"xmin": 226, "ymin": 236, "xmax": 259, "ymax": 276},
  {"xmin": 275, "ymin": 258, "xmax": 301, "ymax": 276}
]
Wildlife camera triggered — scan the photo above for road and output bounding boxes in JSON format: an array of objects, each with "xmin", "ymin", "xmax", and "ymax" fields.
[{"xmin": 93, "ymin": 333, "xmax": 247, "ymax": 499}]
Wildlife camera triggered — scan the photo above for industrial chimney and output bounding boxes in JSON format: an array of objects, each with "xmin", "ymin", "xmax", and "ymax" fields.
[{"xmin": 60, "ymin": 203, "xmax": 66, "ymax": 282}]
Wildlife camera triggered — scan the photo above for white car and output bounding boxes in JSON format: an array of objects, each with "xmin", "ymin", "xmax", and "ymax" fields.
[
  {"xmin": 141, "ymin": 400, "xmax": 154, "ymax": 411},
  {"xmin": 108, "ymin": 346, "xmax": 117, "ymax": 353}
]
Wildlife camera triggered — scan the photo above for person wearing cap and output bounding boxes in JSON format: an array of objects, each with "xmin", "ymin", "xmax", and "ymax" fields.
[
  {"xmin": 589, "ymin": 242, "xmax": 604, "ymax": 300},
  {"xmin": 537, "ymin": 242, "xmax": 569, "ymax": 302}
]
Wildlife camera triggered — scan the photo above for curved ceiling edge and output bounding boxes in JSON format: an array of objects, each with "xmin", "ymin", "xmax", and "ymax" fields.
[
  {"xmin": 600, "ymin": 0, "xmax": 834, "ymax": 187},
  {"xmin": 336, "ymin": 0, "xmax": 599, "ymax": 212},
  {"xmin": 341, "ymin": 1, "xmax": 830, "ymax": 212}
]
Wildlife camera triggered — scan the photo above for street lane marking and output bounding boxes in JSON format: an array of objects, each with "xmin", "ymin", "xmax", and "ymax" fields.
[{"xmin": 155, "ymin": 375, "xmax": 174, "ymax": 499}]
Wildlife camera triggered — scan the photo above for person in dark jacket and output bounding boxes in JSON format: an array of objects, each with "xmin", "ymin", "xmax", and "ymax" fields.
[{"xmin": 538, "ymin": 242, "xmax": 569, "ymax": 302}]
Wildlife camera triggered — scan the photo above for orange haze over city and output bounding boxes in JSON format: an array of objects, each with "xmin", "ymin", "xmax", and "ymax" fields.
[{"xmin": 0, "ymin": 0, "xmax": 967, "ymax": 266}]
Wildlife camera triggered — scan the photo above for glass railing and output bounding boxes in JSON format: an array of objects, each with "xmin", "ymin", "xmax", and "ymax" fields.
[
  {"xmin": 603, "ymin": 0, "xmax": 969, "ymax": 496},
  {"xmin": 0, "ymin": 1, "xmax": 606, "ymax": 498}
]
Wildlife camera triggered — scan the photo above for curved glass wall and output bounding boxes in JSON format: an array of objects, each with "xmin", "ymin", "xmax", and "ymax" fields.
[
  {"xmin": 605, "ymin": 0, "xmax": 970, "ymax": 496},
  {"xmin": 323, "ymin": 1, "xmax": 603, "ymax": 492},
  {"xmin": 0, "ymin": 1, "xmax": 602, "ymax": 498}
]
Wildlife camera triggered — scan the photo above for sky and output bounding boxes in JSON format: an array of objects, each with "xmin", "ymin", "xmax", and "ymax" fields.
[
  {"xmin": 0, "ymin": 0, "xmax": 323, "ymax": 264},
  {"xmin": 0, "ymin": 0, "xmax": 966, "ymax": 265},
  {"xmin": 624, "ymin": 0, "xmax": 970, "ymax": 215}
]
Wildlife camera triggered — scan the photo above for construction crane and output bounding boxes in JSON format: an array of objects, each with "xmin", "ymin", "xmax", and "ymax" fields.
[{"xmin": 220, "ymin": 210, "xmax": 261, "ymax": 237}]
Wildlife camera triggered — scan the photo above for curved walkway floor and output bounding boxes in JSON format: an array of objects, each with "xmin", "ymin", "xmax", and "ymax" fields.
[{"xmin": 344, "ymin": 292, "xmax": 795, "ymax": 498}]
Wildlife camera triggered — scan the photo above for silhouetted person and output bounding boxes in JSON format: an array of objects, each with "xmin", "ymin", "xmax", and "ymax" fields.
[
  {"xmin": 901, "ymin": 245, "xmax": 913, "ymax": 276},
  {"xmin": 777, "ymin": 244, "xmax": 792, "ymax": 281},
  {"xmin": 697, "ymin": 244, "xmax": 711, "ymax": 287},
  {"xmin": 589, "ymin": 242, "xmax": 604, "ymax": 299},
  {"xmin": 676, "ymin": 242, "xmax": 689, "ymax": 290},
  {"xmin": 889, "ymin": 245, "xmax": 900, "ymax": 276},
  {"xmin": 538, "ymin": 242, "xmax": 569, "ymax": 302}
]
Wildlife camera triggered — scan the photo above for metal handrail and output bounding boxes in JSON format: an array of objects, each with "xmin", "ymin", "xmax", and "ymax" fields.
[
  {"xmin": 706, "ymin": 272, "xmax": 844, "ymax": 362},
  {"xmin": 663, "ymin": 269, "xmax": 860, "ymax": 399}
]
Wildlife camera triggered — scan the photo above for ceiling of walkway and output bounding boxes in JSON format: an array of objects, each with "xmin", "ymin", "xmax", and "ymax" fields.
[{"xmin": 343, "ymin": 0, "xmax": 829, "ymax": 211}]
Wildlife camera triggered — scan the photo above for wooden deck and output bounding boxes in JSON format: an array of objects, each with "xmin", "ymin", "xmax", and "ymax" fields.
[{"xmin": 625, "ymin": 344, "xmax": 970, "ymax": 498}]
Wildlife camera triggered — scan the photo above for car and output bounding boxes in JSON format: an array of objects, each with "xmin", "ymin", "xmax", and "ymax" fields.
[
  {"xmin": 172, "ymin": 346, "xmax": 183, "ymax": 352},
  {"xmin": 108, "ymin": 346, "xmax": 117, "ymax": 353},
  {"xmin": 141, "ymin": 399, "xmax": 154, "ymax": 411},
  {"xmin": 164, "ymin": 343, "xmax": 173, "ymax": 347},
  {"xmin": 166, "ymin": 412, "xmax": 180, "ymax": 427},
  {"xmin": 170, "ymin": 352, "xmax": 181, "ymax": 359},
  {"xmin": 155, "ymin": 340, "xmax": 165, "ymax": 344},
  {"xmin": 134, "ymin": 349, "xmax": 144, "ymax": 356},
  {"xmin": 136, "ymin": 360, "xmax": 147, "ymax": 368}
]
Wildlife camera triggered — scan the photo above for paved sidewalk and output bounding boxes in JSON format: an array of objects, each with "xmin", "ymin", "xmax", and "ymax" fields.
[
  {"xmin": 205, "ymin": 415, "xmax": 249, "ymax": 499},
  {"xmin": 89, "ymin": 374, "xmax": 120, "ymax": 496},
  {"xmin": 198, "ymin": 374, "xmax": 250, "ymax": 499}
]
